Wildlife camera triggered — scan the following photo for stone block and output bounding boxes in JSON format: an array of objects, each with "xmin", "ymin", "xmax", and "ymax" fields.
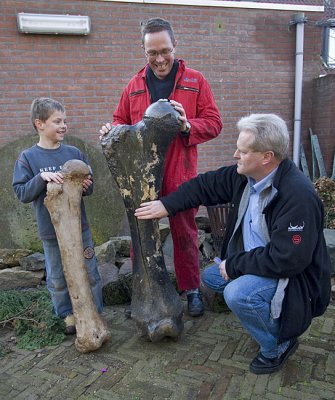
[
  {"xmin": 19, "ymin": 252, "xmax": 45, "ymax": 271},
  {"xmin": 0, "ymin": 267, "xmax": 44, "ymax": 290},
  {"xmin": 0, "ymin": 249, "xmax": 33, "ymax": 269},
  {"xmin": 95, "ymin": 240, "xmax": 116, "ymax": 265},
  {"xmin": 109, "ymin": 236, "xmax": 131, "ymax": 257},
  {"xmin": 98, "ymin": 262, "xmax": 131, "ymax": 306},
  {"xmin": 0, "ymin": 135, "xmax": 124, "ymax": 250},
  {"xmin": 324, "ymin": 229, "xmax": 335, "ymax": 276}
]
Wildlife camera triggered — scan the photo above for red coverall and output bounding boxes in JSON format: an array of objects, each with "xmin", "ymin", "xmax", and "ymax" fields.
[{"xmin": 113, "ymin": 59, "xmax": 222, "ymax": 291}]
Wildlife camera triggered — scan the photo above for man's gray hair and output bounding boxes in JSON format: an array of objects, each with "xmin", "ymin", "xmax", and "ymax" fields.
[
  {"xmin": 140, "ymin": 18, "xmax": 175, "ymax": 45},
  {"xmin": 237, "ymin": 113, "xmax": 290, "ymax": 160}
]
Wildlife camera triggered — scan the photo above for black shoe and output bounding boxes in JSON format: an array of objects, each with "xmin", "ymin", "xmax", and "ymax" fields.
[
  {"xmin": 187, "ymin": 292, "xmax": 204, "ymax": 317},
  {"xmin": 249, "ymin": 338, "xmax": 298, "ymax": 375}
]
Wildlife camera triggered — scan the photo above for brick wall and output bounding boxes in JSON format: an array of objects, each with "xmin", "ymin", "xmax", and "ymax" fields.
[
  {"xmin": 0, "ymin": 0, "xmax": 329, "ymax": 173},
  {"xmin": 310, "ymin": 75, "xmax": 335, "ymax": 177}
]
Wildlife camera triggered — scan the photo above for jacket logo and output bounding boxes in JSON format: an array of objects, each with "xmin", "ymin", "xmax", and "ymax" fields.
[
  {"xmin": 292, "ymin": 235, "xmax": 302, "ymax": 245},
  {"xmin": 39, "ymin": 166, "xmax": 61, "ymax": 172},
  {"xmin": 288, "ymin": 222, "xmax": 305, "ymax": 232},
  {"xmin": 184, "ymin": 77, "xmax": 198, "ymax": 83},
  {"xmin": 84, "ymin": 246, "xmax": 95, "ymax": 259}
]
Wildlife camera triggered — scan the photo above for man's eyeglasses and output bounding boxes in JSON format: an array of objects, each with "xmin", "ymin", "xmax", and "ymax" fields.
[{"xmin": 144, "ymin": 48, "xmax": 174, "ymax": 58}]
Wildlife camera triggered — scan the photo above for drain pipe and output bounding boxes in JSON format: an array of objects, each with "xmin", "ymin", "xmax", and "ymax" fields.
[{"xmin": 290, "ymin": 13, "xmax": 307, "ymax": 166}]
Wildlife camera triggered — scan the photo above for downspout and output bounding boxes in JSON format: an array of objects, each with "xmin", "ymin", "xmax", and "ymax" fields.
[{"xmin": 290, "ymin": 13, "xmax": 307, "ymax": 166}]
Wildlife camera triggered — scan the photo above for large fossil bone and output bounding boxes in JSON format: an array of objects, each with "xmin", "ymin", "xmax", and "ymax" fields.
[
  {"xmin": 44, "ymin": 159, "xmax": 111, "ymax": 353},
  {"xmin": 101, "ymin": 99, "xmax": 184, "ymax": 342}
]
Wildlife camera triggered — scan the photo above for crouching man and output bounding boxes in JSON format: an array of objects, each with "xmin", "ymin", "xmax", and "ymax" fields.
[{"xmin": 134, "ymin": 113, "xmax": 331, "ymax": 375}]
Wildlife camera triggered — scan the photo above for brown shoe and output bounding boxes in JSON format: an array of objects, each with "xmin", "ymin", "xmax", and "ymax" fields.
[{"xmin": 64, "ymin": 314, "xmax": 76, "ymax": 335}]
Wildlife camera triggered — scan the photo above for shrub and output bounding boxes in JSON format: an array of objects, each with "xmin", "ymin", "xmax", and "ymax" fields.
[
  {"xmin": 314, "ymin": 177, "xmax": 335, "ymax": 229},
  {"xmin": 0, "ymin": 287, "xmax": 65, "ymax": 353}
]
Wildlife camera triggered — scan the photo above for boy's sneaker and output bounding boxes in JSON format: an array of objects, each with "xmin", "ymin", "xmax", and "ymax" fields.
[{"xmin": 64, "ymin": 314, "xmax": 76, "ymax": 335}]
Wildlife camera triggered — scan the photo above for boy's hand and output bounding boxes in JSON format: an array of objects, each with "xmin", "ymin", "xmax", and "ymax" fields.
[
  {"xmin": 83, "ymin": 176, "xmax": 93, "ymax": 193},
  {"xmin": 99, "ymin": 122, "xmax": 112, "ymax": 140},
  {"xmin": 41, "ymin": 172, "xmax": 92, "ymax": 192},
  {"xmin": 40, "ymin": 171, "xmax": 63, "ymax": 184},
  {"xmin": 134, "ymin": 200, "xmax": 168, "ymax": 219}
]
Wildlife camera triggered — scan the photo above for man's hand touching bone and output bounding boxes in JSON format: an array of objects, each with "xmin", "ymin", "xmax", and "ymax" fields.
[{"xmin": 134, "ymin": 200, "xmax": 168, "ymax": 220}]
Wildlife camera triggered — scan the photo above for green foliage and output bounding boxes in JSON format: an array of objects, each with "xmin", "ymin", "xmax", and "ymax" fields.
[
  {"xmin": 0, "ymin": 287, "xmax": 65, "ymax": 352},
  {"xmin": 0, "ymin": 343, "xmax": 11, "ymax": 357},
  {"xmin": 102, "ymin": 279, "xmax": 131, "ymax": 306},
  {"xmin": 314, "ymin": 177, "xmax": 335, "ymax": 229}
]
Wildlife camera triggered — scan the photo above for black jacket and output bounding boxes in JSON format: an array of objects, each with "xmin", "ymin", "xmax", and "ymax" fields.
[{"xmin": 161, "ymin": 159, "xmax": 331, "ymax": 341}]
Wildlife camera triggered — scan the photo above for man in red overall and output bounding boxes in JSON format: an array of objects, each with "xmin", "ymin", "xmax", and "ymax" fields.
[{"xmin": 100, "ymin": 18, "xmax": 222, "ymax": 316}]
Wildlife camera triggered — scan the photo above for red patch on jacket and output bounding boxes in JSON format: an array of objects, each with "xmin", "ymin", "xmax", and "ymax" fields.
[{"xmin": 292, "ymin": 235, "xmax": 302, "ymax": 245}]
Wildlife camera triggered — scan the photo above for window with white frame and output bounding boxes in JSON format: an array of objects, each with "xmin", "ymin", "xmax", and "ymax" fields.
[{"xmin": 322, "ymin": 21, "xmax": 335, "ymax": 68}]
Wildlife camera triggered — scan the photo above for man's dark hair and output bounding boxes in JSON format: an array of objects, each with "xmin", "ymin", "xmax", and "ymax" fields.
[{"xmin": 140, "ymin": 18, "xmax": 175, "ymax": 45}]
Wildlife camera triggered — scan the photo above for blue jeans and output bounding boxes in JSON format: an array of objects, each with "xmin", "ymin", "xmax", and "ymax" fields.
[
  {"xmin": 42, "ymin": 229, "xmax": 103, "ymax": 318},
  {"xmin": 202, "ymin": 264, "xmax": 290, "ymax": 358}
]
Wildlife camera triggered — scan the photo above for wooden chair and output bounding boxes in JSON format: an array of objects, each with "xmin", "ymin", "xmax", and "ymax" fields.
[{"xmin": 206, "ymin": 204, "xmax": 230, "ymax": 255}]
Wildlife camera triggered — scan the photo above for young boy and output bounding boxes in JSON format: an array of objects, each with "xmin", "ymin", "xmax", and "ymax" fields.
[{"xmin": 13, "ymin": 97, "xmax": 103, "ymax": 334}]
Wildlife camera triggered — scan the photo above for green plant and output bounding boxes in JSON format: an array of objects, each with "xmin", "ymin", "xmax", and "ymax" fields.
[
  {"xmin": 314, "ymin": 177, "xmax": 335, "ymax": 229},
  {"xmin": 0, "ymin": 342, "xmax": 11, "ymax": 357},
  {"xmin": 0, "ymin": 287, "xmax": 65, "ymax": 352}
]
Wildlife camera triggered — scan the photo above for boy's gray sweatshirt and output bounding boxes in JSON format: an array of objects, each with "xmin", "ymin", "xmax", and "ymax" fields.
[{"xmin": 13, "ymin": 144, "xmax": 92, "ymax": 240}]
